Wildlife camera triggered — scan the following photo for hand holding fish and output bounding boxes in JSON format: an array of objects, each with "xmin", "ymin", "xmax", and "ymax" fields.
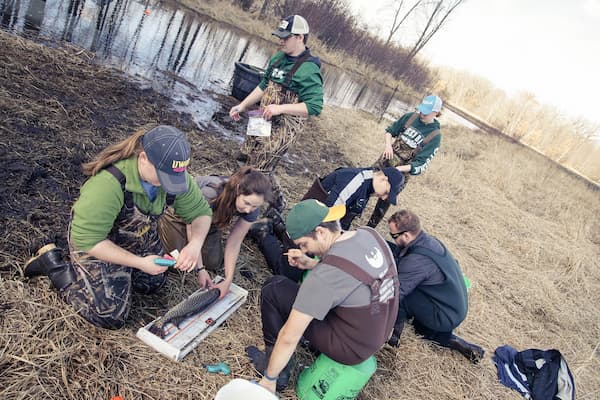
[
  {"xmin": 212, "ymin": 278, "xmax": 231, "ymax": 300},
  {"xmin": 196, "ymin": 268, "xmax": 212, "ymax": 288}
]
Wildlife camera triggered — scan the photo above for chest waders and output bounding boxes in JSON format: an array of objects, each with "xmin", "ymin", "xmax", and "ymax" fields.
[
  {"xmin": 239, "ymin": 52, "xmax": 311, "ymax": 173},
  {"xmin": 368, "ymin": 116, "xmax": 440, "ymax": 228},
  {"xmin": 240, "ymin": 53, "xmax": 313, "ymax": 244},
  {"xmin": 62, "ymin": 166, "xmax": 172, "ymax": 329}
]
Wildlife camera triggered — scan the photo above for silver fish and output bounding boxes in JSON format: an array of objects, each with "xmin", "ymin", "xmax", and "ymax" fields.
[{"xmin": 149, "ymin": 288, "xmax": 220, "ymax": 338}]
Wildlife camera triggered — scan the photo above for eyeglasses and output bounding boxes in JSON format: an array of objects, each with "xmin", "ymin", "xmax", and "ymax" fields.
[{"xmin": 389, "ymin": 231, "xmax": 406, "ymax": 239}]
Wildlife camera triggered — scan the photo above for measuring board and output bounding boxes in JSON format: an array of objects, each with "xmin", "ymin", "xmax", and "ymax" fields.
[{"xmin": 137, "ymin": 278, "xmax": 247, "ymax": 361}]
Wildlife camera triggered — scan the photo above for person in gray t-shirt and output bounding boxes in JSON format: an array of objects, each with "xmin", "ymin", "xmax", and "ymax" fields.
[{"xmin": 245, "ymin": 199, "xmax": 398, "ymax": 394}]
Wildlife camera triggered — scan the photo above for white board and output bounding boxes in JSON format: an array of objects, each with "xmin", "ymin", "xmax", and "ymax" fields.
[{"xmin": 136, "ymin": 278, "xmax": 247, "ymax": 361}]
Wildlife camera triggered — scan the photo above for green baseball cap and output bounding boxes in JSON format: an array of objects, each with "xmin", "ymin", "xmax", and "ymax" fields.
[{"xmin": 286, "ymin": 199, "xmax": 346, "ymax": 240}]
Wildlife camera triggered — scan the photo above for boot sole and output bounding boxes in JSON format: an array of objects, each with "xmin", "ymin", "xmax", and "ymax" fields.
[{"xmin": 24, "ymin": 244, "xmax": 57, "ymax": 272}]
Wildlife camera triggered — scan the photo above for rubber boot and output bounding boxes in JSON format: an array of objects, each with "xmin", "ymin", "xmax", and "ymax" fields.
[
  {"xmin": 387, "ymin": 320, "xmax": 405, "ymax": 347},
  {"xmin": 447, "ymin": 335, "xmax": 485, "ymax": 364},
  {"xmin": 265, "ymin": 207, "xmax": 295, "ymax": 250},
  {"xmin": 246, "ymin": 345, "xmax": 294, "ymax": 392},
  {"xmin": 248, "ymin": 220, "xmax": 273, "ymax": 246},
  {"xmin": 367, "ymin": 198, "xmax": 391, "ymax": 228},
  {"xmin": 24, "ymin": 244, "xmax": 76, "ymax": 291}
]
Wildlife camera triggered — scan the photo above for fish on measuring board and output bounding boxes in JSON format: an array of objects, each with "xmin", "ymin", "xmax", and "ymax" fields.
[{"xmin": 148, "ymin": 288, "xmax": 220, "ymax": 338}]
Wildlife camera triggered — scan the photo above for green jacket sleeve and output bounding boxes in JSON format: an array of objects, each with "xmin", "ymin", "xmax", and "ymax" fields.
[
  {"xmin": 410, "ymin": 134, "xmax": 442, "ymax": 175},
  {"xmin": 70, "ymin": 172, "xmax": 124, "ymax": 252},
  {"xmin": 173, "ymin": 173, "xmax": 213, "ymax": 224},
  {"xmin": 385, "ymin": 113, "xmax": 411, "ymax": 137},
  {"xmin": 291, "ymin": 62, "xmax": 323, "ymax": 116}
]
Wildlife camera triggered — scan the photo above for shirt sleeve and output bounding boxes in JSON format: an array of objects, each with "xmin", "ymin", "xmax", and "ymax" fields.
[
  {"xmin": 292, "ymin": 63, "xmax": 323, "ymax": 116},
  {"xmin": 385, "ymin": 113, "xmax": 411, "ymax": 137},
  {"xmin": 70, "ymin": 172, "xmax": 124, "ymax": 252},
  {"xmin": 173, "ymin": 173, "xmax": 213, "ymax": 223},
  {"xmin": 396, "ymin": 253, "xmax": 441, "ymax": 302},
  {"xmin": 410, "ymin": 133, "xmax": 441, "ymax": 175}
]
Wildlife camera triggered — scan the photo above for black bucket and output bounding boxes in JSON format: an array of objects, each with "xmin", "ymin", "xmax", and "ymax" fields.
[{"xmin": 232, "ymin": 62, "xmax": 265, "ymax": 101}]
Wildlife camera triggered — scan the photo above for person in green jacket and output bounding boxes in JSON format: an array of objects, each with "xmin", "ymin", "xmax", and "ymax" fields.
[
  {"xmin": 368, "ymin": 95, "xmax": 443, "ymax": 227},
  {"xmin": 229, "ymin": 14, "xmax": 323, "ymax": 172},
  {"xmin": 23, "ymin": 125, "xmax": 213, "ymax": 329}
]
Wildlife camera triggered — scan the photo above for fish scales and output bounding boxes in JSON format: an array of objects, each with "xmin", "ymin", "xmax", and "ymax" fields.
[{"xmin": 149, "ymin": 288, "xmax": 220, "ymax": 337}]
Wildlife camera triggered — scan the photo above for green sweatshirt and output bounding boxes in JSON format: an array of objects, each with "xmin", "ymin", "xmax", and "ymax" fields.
[
  {"xmin": 386, "ymin": 112, "xmax": 442, "ymax": 175},
  {"xmin": 258, "ymin": 50, "xmax": 323, "ymax": 116},
  {"xmin": 70, "ymin": 157, "xmax": 212, "ymax": 251}
]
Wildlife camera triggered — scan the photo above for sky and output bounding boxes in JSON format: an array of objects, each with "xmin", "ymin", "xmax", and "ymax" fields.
[{"xmin": 347, "ymin": 0, "xmax": 600, "ymax": 125}]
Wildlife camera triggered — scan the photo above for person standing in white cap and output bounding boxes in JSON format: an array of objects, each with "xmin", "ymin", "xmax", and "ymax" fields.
[
  {"xmin": 368, "ymin": 94, "xmax": 444, "ymax": 227},
  {"xmin": 229, "ymin": 14, "xmax": 323, "ymax": 172}
]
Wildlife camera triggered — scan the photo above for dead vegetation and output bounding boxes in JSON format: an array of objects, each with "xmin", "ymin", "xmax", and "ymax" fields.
[{"xmin": 1, "ymin": 29, "xmax": 600, "ymax": 400}]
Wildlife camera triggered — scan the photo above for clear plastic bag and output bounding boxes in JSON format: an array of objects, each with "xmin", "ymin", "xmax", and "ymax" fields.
[{"xmin": 246, "ymin": 109, "xmax": 272, "ymax": 137}]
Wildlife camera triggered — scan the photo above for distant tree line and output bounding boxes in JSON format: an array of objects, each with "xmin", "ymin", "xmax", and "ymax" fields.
[
  {"xmin": 232, "ymin": 0, "xmax": 444, "ymax": 90},
  {"xmin": 435, "ymin": 68, "xmax": 600, "ymax": 183}
]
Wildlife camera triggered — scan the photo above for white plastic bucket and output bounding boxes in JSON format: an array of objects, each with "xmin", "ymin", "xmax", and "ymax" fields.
[{"xmin": 215, "ymin": 378, "xmax": 278, "ymax": 400}]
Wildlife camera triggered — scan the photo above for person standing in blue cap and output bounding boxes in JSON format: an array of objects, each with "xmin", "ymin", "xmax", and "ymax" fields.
[
  {"xmin": 369, "ymin": 94, "xmax": 443, "ymax": 227},
  {"xmin": 22, "ymin": 125, "xmax": 213, "ymax": 329}
]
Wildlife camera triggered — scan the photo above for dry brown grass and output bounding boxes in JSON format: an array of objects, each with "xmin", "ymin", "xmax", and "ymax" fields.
[{"xmin": 1, "ymin": 28, "xmax": 600, "ymax": 400}]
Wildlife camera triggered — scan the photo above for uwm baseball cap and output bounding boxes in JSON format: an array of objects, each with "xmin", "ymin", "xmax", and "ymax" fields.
[
  {"xmin": 141, "ymin": 125, "xmax": 190, "ymax": 195},
  {"xmin": 272, "ymin": 15, "xmax": 309, "ymax": 39}
]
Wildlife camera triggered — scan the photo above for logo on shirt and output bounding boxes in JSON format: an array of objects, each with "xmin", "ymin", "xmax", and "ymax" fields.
[
  {"xmin": 271, "ymin": 68, "xmax": 286, "ymax": 80},
  {"xmin": 365, "ymin": 247, "xmax": 384, "ymax": 269},
  {"xmin": 401, "ymin": 126, "xmax": 423, "ymax": 149}
]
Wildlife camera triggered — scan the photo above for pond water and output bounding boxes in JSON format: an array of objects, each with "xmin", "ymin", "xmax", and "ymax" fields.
[{"xmin": 1, "ymin": 0, "xmax": 420, "ymax": 130}]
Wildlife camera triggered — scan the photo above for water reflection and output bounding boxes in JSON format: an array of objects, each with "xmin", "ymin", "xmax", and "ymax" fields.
[{"xmin": 1, "ymin": 0, "xmax": 408, "ymax": 128}]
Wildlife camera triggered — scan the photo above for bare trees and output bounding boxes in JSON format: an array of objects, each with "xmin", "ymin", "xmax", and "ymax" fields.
[
  {"xmin": 381, "ymin": 0, "xmax": 465, "ymax": 73},
  {"xmin": 384, "ymin": 0, "xmax": 423, "ymax": 46}
]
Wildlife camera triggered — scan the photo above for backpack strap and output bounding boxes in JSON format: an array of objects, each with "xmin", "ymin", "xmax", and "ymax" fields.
[
  {"xmin": 105, "ymin": 165, "xmax": 134, "ymax": 210},
  {"xmin": 321, "ymin": 228, "xmax": 396, "ymax": 306},
  {"xmin": 282, "ymin": 51, "xmax": 311, "ymax": 89},
  {"xmin": 105, "ymin": 165, "xmax": 175, "ymax": 208},
  {"xmin": 165, "ymin": 193, "xmax": 176, "ymax": 207},
  {"xmin": 402, "ymin": 112, "xmax": 420, "ymax": 132},
  {"xmin": 420, "ymin": 129, "xmax": 440, "ymax": 147}
]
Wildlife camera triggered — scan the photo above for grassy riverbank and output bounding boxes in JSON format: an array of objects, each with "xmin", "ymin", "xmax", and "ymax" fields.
[{"xmin": 1, "ymin": 24, "xmax": 599, "ymax": 400}]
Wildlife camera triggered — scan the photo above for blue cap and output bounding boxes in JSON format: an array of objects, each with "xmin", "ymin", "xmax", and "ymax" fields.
[
  {"xmin": 382, "ymin": 167, "xmax": 405, "ymax": 205},
  {"xmin": 141, "ymin": 125, "xmax": 190, "ymax": 195},
  {"xmin": 416, "ymin": 95, "xmax": 443, "ymax": 115}
]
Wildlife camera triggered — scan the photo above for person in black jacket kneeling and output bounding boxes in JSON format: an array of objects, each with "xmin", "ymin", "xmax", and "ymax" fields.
[{"xmin": 387, "ymin": 209, "xmax": 485, "ymax": 363}]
